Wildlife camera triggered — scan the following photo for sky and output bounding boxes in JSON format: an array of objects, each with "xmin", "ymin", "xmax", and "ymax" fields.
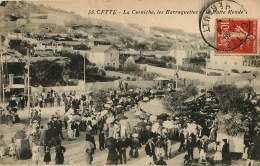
[{"xmin": 30, "ymin": 0, "xmax": 260, "ymax": 34}]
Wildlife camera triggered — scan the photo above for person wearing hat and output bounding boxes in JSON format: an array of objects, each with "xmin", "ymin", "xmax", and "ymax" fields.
[
  {"xmin": 199, "ymin": 136, "xmax": 208, "ymax": 163},
  {"xmin": 71, "ymin": 120, "xmax": 77, "ymax": 140},
  {"xmin": 155, "ymin": 135, "xmax": 165, "ymax": 158},
  {"xmin": 31, "ymin": 142, "xmax": 40, "ymax": 164},
  {"xmin": 130, "ymin": 133, "xmax": 140, "ymax": 158},
  {"xmin": 222, "ymin": 139, "xmax": 230, "ymax": 165},
  {"xmin": 186, "ymin": 136, "xmax": 194, "ymax": 161},
  {"xmin": 245, "ymin": 141, "xmax": 256, "ymax": 166},
  {"xmin": 145, "ymin": 139, "xmax": 156, "ymax": 165},
  {"xmin": 55, "ymin": 141, "xmax": 66, "ymax": 164},
  {"xmin": 214, "ymin": 141, "xmax": 222, "ymax": 165},
  {"xmin": 178, "ymin": 130, "xmax": 186, "ymax": 152}
]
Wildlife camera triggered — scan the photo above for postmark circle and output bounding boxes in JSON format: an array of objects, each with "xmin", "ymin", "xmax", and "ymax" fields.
[{"xmin": 199, "ymin": 0, "xmax": 250, "ymax": 52}]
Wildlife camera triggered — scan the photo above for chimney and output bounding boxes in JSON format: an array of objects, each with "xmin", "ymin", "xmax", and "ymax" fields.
[{"xmin": 9, "ymin": 74, "xmax": 14, "ymax": 85}]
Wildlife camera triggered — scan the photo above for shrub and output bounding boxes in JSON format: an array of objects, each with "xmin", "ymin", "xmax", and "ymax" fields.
[
  {"xmin": 104, "ymin": 66, "xmax": 116, "ymax": 71},
  {"xmin": 98, "ymin": 69, "xmax": 106, "ymax": 76},
  {"xmin": 179, "ymin": 65, "xmax": 205, "ymax": 74},
  {"xmin": 131, "ymin": 77, "xmax": 137, "ymax": 81},
  {"xmin": 208, "ymin": 72, "xmax": 222, "ymax": 76},
  {"xmin": 231, "ymin": 69, "xmax": 240, "ymax": 73}
]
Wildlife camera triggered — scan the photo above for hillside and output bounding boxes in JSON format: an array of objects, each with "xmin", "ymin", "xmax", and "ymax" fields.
[{"xmin": 2, "ymin": 1, "xmax": 201, "ymax": 51}]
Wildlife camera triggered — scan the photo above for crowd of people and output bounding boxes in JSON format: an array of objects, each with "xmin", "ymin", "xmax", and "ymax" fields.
[{"xmin": 0, "ymin": 85, "xmax": 259, "ymax": 165}]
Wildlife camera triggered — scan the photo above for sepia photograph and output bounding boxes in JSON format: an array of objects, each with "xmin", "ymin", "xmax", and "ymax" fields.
[{"xmin": 0, "ymin": 0, "xmax": 259, "ymax": 165}]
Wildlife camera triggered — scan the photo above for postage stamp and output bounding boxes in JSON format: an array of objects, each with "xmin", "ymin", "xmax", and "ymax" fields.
[
  {"xmin": 215, "ymin": 19, "xmax": 258, "ymax": 54},
  {"xmin": 199, "ymin": 0, "xmax": 259, "ymax": 55}
]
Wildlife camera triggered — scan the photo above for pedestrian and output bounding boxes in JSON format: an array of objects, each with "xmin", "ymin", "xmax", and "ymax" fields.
[
  {"xmin": 130, "ymin": 133, "xmax": 140, "ymax": 158},
  {"xmin": 57, "ymin": 95, "xmax": 61, "ymax": 107},
  {"xmin": 85, "ymin": 141, "xmax": 94, "ymax": 165},
  {"xmin": 165, "ymin": 137, "xmax": 172, "ymax": 159},
  {"xmin": 15, "ymin": 138, "xmax": 21, "ymax": 160},
  {"xmin": 186, "ymin": 136, "xmax": 194, "ymax": 161},
  {"xmin": 116, "ymin": 135, "xmax": 128, "ymax": 164},
  {"xmin": 245, "ymin": 142, "xmax": 255, "ymax": 166},
  {"xmin": 214, "ymin": 141, "xmax": 222, "ymax": 165},
  {"xmin": 145, "ymin": 139, "xmax": 156, "ymax": 165},
  {"xmin": 67, "ymin": 120, "xmax": 73, "ymax": 141},
  {"xmin": 178, "ymin": 130, "xmax": 185, "ymax": 152},
  {"xmin": 55, "ymin": 142, "xmax": 66, "ymax": 164},
  {"xmin": 199, "ymin": 136, "xmax": 208, "ymax": 163},
  {"xmin": 8, "ymin": 138, "xmax": 16, "ymax": 160},
  {"xmin": 155, "ymin": 136, "xmax": 165, "ymax": 158},
  {"xmin": 222, "ymin": 139, "xmax": 230, "ymax": 165},
  {"xmin": 31, "ymin": 142, "xmax": 41, "ymax": 164},
  {"xmin": 43, "ymin": 146, "xmax": 51, "ymax": 165},
  {"xmin": 71, "ymin": 120, "xmax": 77, "ymax": 140},
  {"xmin": 99, "ymin": 131, "xmax": 105, "ymax": 150}
]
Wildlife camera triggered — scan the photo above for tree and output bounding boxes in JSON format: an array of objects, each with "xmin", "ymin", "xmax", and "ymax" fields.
[
  {"xmin": 30, "ymin": 60, "xmax": 63, "ymax": 86},
  {"xmin": 215, "ymin": 112, "xmax": 249, "ymax": 136},
  {"xmin": 160, "ymin": 56, "xmax": 176, "ymax": 63},
  {"xmin": 123, "ymin": 58, "xmax": 142, "ymax": 75},
  {"xmin": 213, "ymin": 84, "xmax": 245, "ymax": 113},
  {"xmin": 163, "ymin": 89, "xmax": 190, "ymax": 114},
  {"xmin": 185, "ymin": 84, "xmax": 198, "ymax": 100}
]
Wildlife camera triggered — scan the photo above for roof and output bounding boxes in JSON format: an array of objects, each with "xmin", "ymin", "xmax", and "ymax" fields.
[
  {"xmin": 153, "ymin": 77, "xmax": 170, "ymax": 81},
  {"xmin": 119, "ymin": 50, "xmax": 140, "ymax": 55},
  {"xmin": 90, "ymin": 45, "xmax": 114, "ymax": 52},
  {"xmin": 142, "ymin": 51, "xmax": 169, "ymax": 58},
  {"xmin": 41, "ymin": 39, "xmax": 55, "ymax": 44},
  {"xmin": 30, "ymin": 57, "xmax": 68, "ymax": 63},
  {"xmin": 170, "ymin": 42, "xmax": 197, "ymax": 51},
  {"xmin": 56, "ymin": 41, "xmax": 84, "ymax": 46},
  {"xmin": 34, "ymin": 50, "xmax": 54, "ymax": 57},
  {"xmin": 5, "ymin": 84, "xmax": 26, "ymax": 90}
]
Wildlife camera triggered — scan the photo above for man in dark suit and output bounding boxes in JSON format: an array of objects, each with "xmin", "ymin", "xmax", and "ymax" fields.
[
  {"xmin": 186, "ymin": 136, "xmax": 194, "ymax": 160},
  {"xmin": 178, "ymin": 130, "xmax": 185, "ymax": 152},
  {"xmin": 145, "ymin": 139, "xmax": 156, "ymax": 165}
]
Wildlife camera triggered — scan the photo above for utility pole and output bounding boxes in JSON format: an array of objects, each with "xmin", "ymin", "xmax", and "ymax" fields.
[
  {"xmin": 0, "ymin": 36, "xmax": 2, "ymax": 103},
  {"xmin": 175, "ymin": 63, "xmax": 179, "ymax": 91},
  {"xmin": 27, "ymin": 49, "xmax": 30, "ymax": 115},
  {"xmin": 83, "ymin": 54, "xmax": 86, "ymax": 93}
]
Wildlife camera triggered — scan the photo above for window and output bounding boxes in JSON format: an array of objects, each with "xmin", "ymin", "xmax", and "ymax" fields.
[
  {"xmin": 224, "ymin": 62, "xmax": 227, "ymax": 64},
  {"xmin": 107, "ymin": 63, "xmax": 110, "ymax": 66},
  {"xmin": 234, "ymin": 62, "xmax": 237, "ymax": 65},
  {"xmin": 110, "ymin": 53, "xmax": 113, "ymax": 58},
  {"xmin": 113, "ymin": 63, "xmax": 115, "ymax": 67},
  {"xmin": 215, "ymin": 61, "xmax": 217, "ymax": 64}
]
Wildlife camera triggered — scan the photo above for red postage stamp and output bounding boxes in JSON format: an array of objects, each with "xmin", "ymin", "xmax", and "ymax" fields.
[{"xmin": 215, "ymin": 19, "xmax": 258, "ymax": 55}]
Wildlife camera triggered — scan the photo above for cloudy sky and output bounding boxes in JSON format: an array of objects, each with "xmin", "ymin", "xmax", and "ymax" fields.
[{"xmin": 31, "ymin": 0, "xmax": 260, "ymax": 34}]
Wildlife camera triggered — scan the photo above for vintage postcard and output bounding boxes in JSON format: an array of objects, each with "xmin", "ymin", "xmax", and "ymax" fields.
[{"xmin": 0, "ymin": 0, "xmax": 259, "ymax": 165}]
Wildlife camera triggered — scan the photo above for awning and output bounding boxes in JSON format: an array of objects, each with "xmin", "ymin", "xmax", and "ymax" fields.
[{"xmin": 5, "ymin": 84, "xmax": 26, "ymax": 90}]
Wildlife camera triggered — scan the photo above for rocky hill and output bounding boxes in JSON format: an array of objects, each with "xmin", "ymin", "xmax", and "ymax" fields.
[{"xmin": 2, "ymin": 1, "xmax": 202, "ymax": 51}]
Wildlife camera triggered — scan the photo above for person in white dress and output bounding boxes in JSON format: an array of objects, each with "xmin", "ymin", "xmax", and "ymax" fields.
[
  {"xmin": 214, "ymin": 141, "xmax": 222, "ymax": 165},
  {"xmin": 31, "ymin": 142, "xmax": 41, "ymax": 164}
]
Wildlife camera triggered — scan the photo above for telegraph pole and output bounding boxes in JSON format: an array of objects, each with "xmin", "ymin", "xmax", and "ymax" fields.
[{"xmin": 0, "ymin": 36, "xmax": 2, "ymax": 103}]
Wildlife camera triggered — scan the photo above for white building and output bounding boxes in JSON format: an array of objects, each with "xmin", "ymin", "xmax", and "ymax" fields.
[
  {"xmin": 88, "ymin": 45, "xmax": 119, "ymax": 69},
  {"xmin": 208, "ymin": 50, "xmax": 259, "ymax": 72},
  {"xmin": 169, "ymin": 42, "xmax": 197, "ymax": 66},
  {"xmin": 34, "ymin": 39, "xmax": 63, "ymax": 53}
]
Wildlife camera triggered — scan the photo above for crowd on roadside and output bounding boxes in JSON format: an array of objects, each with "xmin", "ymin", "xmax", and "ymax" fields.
[{"xmin": 0, "ymin": 84, "xmax": 259, "ymax": 165}]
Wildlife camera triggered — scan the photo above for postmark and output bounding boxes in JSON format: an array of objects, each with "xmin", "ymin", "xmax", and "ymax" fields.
[
  {"xmin": 199, "ymin": 0, "xmax": 258, "ymax": 55},
  {"xmin": 215, "ymin": 18, "xmax": 258, "ymax": 54}
]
